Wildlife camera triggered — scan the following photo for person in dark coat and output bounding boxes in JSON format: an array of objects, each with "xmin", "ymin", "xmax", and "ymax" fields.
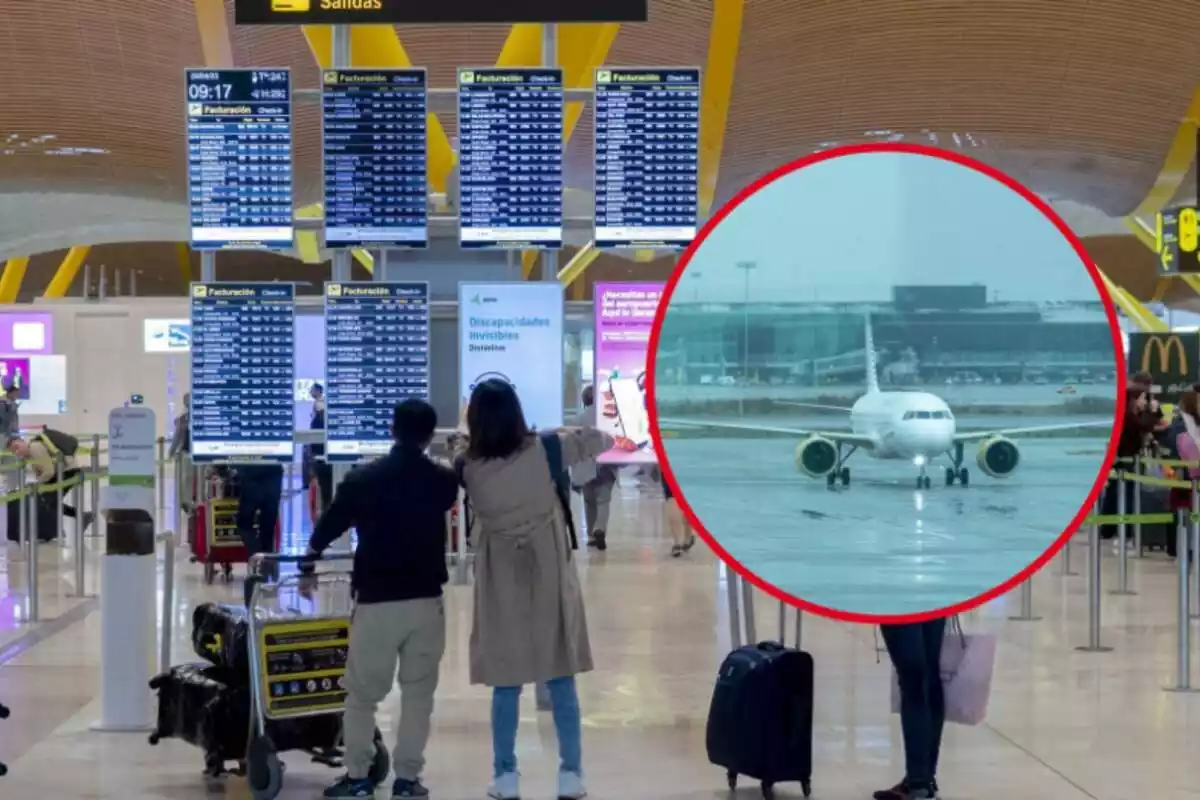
[{"xmin": 1101, "ymin": 386, "xmax": 1154, "ymax": 539}]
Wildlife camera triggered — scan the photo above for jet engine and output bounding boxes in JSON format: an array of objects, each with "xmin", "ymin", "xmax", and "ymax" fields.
[
  {"xmin": 794, "ymin": 435, "xmax": 838, "ymax": 477},
  {"xmin": 976, "ymin": 436, "xmax": 1020, "ymax": 478}
]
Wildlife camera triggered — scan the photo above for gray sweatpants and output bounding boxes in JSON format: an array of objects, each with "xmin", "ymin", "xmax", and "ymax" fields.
[
  {"xmin": 343, "ymin": 597, "xmax": 446, "ymax": 781},
  {"xmin": 581, "ymin": 478, "xmax": 613, "ymax": 534}
]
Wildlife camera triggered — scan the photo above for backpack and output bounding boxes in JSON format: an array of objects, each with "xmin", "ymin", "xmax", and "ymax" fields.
[
  {"xmin": 539, "ymin": 433, "xmax": 579, "ymax": 551},
  {"xmin": 39, "ymin": 428, "xmax": 79, "ymax": 457}
]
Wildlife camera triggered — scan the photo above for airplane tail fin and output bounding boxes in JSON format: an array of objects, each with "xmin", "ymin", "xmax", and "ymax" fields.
[{"xmin": 865, "ymin": 314, "xmax": 880, "ymax": 394}]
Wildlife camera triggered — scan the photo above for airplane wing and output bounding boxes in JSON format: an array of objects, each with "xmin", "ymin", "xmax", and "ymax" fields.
[
  {"xmin": 954, "ymin": 421, "xmax": 1112, "ymax": 442},
  {"xmin": 774, "ymin": 400, "xmax": 854, "ymax": 413},
  {"xmin": 659, "ymin": 417, "xmax": 877, "ymax": 449}
]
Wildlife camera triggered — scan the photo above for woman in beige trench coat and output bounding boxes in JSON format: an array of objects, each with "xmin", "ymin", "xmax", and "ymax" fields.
[{"xmin": 454, "ymin": 379, "xmax": 613, "ymax": 800}]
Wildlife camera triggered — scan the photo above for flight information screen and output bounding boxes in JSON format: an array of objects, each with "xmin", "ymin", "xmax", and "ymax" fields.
[
  {"xmin": 458, "ymin": 68, "xmax": 564, "ymax": 249},
  {"xmin": 594, "ymin": 68, "xmax": 700, "ymax": 249},
  {"xmin": 322, "ymin": 69, "xmax": 429, "ymax": 248},
  {"xmin": 186, "ymin": 69, "xmax": 294, "ymax": 250},
  {"xmin": 324, "ymin": 282, "xmax": 430, "ymax": 462},
  {"xmin": 189, "ymin": 283, "xmax": 295, "ymax": 463}
]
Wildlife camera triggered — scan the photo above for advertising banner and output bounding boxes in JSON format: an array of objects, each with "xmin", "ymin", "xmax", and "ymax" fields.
[
  {"xmin": 0, "ymin": 312, "xmax": 53, "ymax": 354},
  {"xmin": 1128, "ymin": 331, "xmax": 1200, "ymax": 406},
  {"xmin": 459, "ymin": 283, "xmax": 565, "ymax": 431},
  {"xmin": 594, "ymin": 282, "xmax": 664, "ymax": 464}
]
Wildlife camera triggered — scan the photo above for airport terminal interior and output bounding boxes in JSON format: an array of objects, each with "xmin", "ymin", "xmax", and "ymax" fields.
[{"xmin": 5, "ymin": 1, "xmax": 1200, "ymax": 799}]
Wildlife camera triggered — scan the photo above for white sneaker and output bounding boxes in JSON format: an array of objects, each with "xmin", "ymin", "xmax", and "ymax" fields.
[
  {"xmin": 557, "ymin": 771, "xmax": 587, "ymax": 800},
  {"xmin": 488, "ymin": 772, "xmax": 520, "ymax": 800}
]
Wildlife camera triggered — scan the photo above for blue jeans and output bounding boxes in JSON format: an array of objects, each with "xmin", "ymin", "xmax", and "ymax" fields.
[
  {"xmin": 880, "ymin": 619, "xmax": 946, "ymax": 787},
  {"xmin": 492, "ymin": 677, "xmax": 582, "ymax": 777}
]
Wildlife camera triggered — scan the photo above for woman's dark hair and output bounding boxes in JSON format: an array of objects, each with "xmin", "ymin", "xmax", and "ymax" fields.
[
  {"xmin": 581, "ymin": 384, "xmax": 594, "ymax": 407},
  {"xmin": 467, "ymin": 379, "xmax": 530, "ymax": 460}
]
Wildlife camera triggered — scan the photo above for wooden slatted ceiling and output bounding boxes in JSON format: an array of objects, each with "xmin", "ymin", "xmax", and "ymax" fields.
[{"xmin": 2, "ymin": 0, "xmax": 1200, "ymax": 243}]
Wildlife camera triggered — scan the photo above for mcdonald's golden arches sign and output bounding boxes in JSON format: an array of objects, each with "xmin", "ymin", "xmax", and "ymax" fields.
[{"xmin": 1128, "ymin": 332, "xmax": 1200, "ymax": 405}]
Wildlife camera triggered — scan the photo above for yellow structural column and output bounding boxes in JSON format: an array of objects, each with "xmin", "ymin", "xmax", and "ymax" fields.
[
  {"xmin": 520, "ymin": 23, "xmax": 621, "ymax": 280},
  {"xmin": 43, "ymin": 246, "xmax": 90, "ymax": 298},
  {"xmin": 176, "ymin": 243, "xmax": 193, "ymax": 286},
  {"xmin": 0, "ymin": 257, "xmax": 30, "ymax": 304},
  {"xmin": 697, "ymin": 0, "xmax": 745, "ymax": 218}
]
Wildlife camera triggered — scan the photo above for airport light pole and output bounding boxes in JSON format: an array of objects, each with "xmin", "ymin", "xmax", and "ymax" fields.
[{"xmin": 737, "ymin": 261, "xmax": 756, "ymax": 416}]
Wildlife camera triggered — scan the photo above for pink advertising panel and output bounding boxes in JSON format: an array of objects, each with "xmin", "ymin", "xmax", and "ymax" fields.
[{"xmin": 593, "ymin": 282, "xmax": 664, "ymax": 465}]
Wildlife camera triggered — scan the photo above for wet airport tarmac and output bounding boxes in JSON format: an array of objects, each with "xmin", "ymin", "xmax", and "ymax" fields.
[
  {"xmin": 655, "ymin": 382, "xmax": 1117, "ymax": 407},
  {"xmin": 658, "ymin": 414, "xmax": 1115, "ymax": 617}
]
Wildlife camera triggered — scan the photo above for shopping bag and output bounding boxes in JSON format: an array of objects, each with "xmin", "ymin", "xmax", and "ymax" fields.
[{"xmin": 889, "ymin": 620, "xmax": 996, "ymax": 726}]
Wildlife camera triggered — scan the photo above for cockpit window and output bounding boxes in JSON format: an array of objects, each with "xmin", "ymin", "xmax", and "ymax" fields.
[{"xmin": 904, "ymin": 410, "xmax": 952, "ymax": 420}]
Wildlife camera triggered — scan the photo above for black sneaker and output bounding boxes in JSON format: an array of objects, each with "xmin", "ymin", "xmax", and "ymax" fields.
[
  {"xmin": 592, "ymin": 531, "xmax": 607, "ymax": 551},
  {"xmin": 81, "ymin": 511, "xmax": 95, "ymax": 532},
  {"xmin": 324, "ymin": 775, "xmax": 375, "ymax": 798},
  {"xmin": 392, "ymin": 777, "xmax": 430, "ymax": 798},
  {"xmin": 873, "ymin": 781, "xmax": 936, "ymax": 800},
  {"xmin": 682, "ymin": 534, "xmax": 696, "ymax": 552},
  {"xmin": 670, "ymin": 545, "xmax": 683, "ymax": 558}
]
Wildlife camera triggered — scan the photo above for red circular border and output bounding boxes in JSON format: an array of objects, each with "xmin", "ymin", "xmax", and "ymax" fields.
[{"xmin": 646, "ymin": 141, "xmax": 1128, "ymax": 625}]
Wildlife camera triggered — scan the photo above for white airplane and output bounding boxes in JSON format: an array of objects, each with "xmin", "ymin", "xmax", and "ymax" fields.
[{"xmin": 661, "ymin": 318, "xmax": 1112, "ymax": 490}]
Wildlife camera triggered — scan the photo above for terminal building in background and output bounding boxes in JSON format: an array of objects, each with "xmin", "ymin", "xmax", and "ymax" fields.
[{"xmin": 655, "ymin": 284, "xmax": 1115, "ymax": 388}]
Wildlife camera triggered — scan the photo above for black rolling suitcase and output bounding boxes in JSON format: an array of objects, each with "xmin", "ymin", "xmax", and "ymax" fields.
[
  {"xmin": 148, "ymin": 662, "xmax": 251, "ymax": 773},
  {"xmin": 6, "ymin": 492, "xmax": 57, "ymax": 543},
  {"xmin": 706, "ymin": 582, "xmax": 812, "ymax": 799},
  {"xmin": 192, "ymin": 603, "xmax": 252, "ymax": 680}
]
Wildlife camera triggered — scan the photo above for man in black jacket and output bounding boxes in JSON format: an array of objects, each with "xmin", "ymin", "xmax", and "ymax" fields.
[{"xmin": 304, "ymin": 398, "xmax": 457, "ymax": 800}]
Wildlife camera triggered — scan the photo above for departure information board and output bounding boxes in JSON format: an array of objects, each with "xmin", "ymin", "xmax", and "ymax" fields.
[
  {"xmin": 189, "ymin": 283, "xmax": 295, "ymax": 463},
  {"xmin": 324, "ymin": 282, "xmax": 430, "ymax": 461},
  {"xmin": 186, "ymin": 69, "xmax": 294, "ymax": 250},
  {"xmin": 594, "ymin": 68, "xmax": 700, "ymax": 249},
  {"xmin": 322, "ymin": 69, "xmax": 429, "ymax": 248},
  {"xmin": 1156, "ymin": 206, "xmax": 1200, "ymax": 274},
  {"xmin": 458, "ymin": 68, "xmax": 564, "ymax": 249}
]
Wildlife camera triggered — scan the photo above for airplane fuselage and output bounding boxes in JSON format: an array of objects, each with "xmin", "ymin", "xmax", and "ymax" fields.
[{"xmin": 849, "ymin": 391, "xmax": 957, "ymax": 461}]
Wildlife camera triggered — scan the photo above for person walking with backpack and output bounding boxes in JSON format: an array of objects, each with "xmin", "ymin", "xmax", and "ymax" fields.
[
  {"xmin": 452, "ymin": 379, "xmax": 612, "ymax": 800},
  {"xmin": 7, "ymin": 429, "xmax": 94, "ymax": 533},
  {"xmin": 571, "ymin": 385, "xmax": 617, "ymax": 551}
]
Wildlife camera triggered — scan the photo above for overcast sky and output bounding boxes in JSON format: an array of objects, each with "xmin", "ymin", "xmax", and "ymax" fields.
[{"xmin": 682, "ymin": 151, "xmax": 1102, "ymax": 303}]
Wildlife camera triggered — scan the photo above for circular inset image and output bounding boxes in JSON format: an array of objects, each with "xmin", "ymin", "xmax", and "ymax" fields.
[{"xmin": 649, "ymin": 143, "xmax": 1123, "ymax": 622}]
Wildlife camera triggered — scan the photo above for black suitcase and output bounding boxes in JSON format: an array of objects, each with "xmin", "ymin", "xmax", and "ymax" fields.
[
  {"xmin": 148, "ymin": 662, "xmax": 251, "ymax": 769},
  {"xmin": 707, "ymin": 587, "xmax": 812, "ymax": 799},
  {"xmin": 6, "ymin": 492, "xmax": 58, "ymax": 543},
  {"xmin": 192, "ymin": 603, "xmax": 252, "ymax": 679}
]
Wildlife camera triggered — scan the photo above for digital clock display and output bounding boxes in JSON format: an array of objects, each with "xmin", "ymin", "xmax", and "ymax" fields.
[{"xmin": 185, "ymin": 68, "xmax": 295, "ymax": 251}]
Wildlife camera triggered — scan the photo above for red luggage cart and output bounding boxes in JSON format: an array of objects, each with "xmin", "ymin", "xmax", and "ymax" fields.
[{"xmin": 188, "ymin": 469, "xmax": 281, "ymax": 585}]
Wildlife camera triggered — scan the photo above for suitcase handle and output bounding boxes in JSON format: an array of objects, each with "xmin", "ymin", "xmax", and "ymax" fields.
[{"xmin": 250, "ymin": 551, "xmax": 353, "ymax": 567}]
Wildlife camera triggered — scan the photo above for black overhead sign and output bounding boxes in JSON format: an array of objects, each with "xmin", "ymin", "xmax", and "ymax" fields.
[{"xmin": 235, "ymin": 0, "xmax": 647, "ymax": 24}]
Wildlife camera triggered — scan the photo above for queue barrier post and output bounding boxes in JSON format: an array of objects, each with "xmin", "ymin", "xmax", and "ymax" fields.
[
  {"xmin": 1132, "ymin": 455, "xmax": 1144, "ymax": 557},
  {"xmin": 740, "ymin": 573, "xmax": 757, "ymax": 644},
  {"xmin": 73, "ymin": 468, "xmax": 88, "ymax": 598},
  {"xmin": 158, "ymin": 531, "xmax": 175, "ymax": 676},
  {"xmin": 88, "ymin": 435, "xmax": 101, "ymax": 538},
  {"xmin": 283, "ymin": 460, "xmax": 294, "ymax": 537},
  {"xmin": 726, "ymin": 567, "xmax": 743, "ymax": 650},
  {"xmin": 793, "ymin": 605, "xmax": 803, "ymax": 650},
  {"xmin": 54, "ymin": 456, "xmax": 65, "ymax": 549},
  {"xmin": 1192, "ymin": 481, "xmax": 1200, "ymax": 620},
  {"xmin": 1008, "ymin": 575, "xmax": 1041, "ymax": 621},
  {"xmin": 1076, "ymin": 496, "xmax": 1111, "ymax": 653},
  {"xmin": 155, "ymin": 437, "xmax": 166, "ymax": 531},
  {"xmin": 1166, "ymin": 509, "xmax": 1200, "ymax": 692},
  {"xmin": 1112, "ymin": 470, "xmax": 1135, "ymax": 596},
  {"xmin": 26, "ymin": 476, "xmax": 39, "ymax": 624},
  {"xmin": 453, "ymin": 489, "xmax": 469, "ymax": 586}
]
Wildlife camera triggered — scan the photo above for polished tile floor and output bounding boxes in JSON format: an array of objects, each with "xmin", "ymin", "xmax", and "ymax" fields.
[{"xmin": 0, "ymin": 476, "xmax": 1198, "ymax": 799}]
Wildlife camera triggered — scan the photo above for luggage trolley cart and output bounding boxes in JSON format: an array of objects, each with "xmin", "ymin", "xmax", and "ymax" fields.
[{"xmin": 243, "ymin": 553, "xmax": 389, "ymax": 800}]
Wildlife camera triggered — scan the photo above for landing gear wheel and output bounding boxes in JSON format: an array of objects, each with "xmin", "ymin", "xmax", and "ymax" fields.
[
  {"xmin": 924, "ymin": 475, "xmax": 932, "ymax": 490},
  {"xmin": 726, "ymin": 770, "xmax": 738, "ymax": 790},
  {"xmin": 959, "ymin": 468, "xmax": 969, "ymax": 487},
  {"xmin": 367, "ymin": 728, "xmax": 390, "ymax": 787},
  {"xmin": 247, "ymin": 736, "xmax": 284, "ymax": 800},
  {"xmin": 945, "ymin": 467, "xmax": 956, "ymax": 486},
  {"xmin": 203, "ymin": 562, "xmax": 216, "ymax": 585},
  {"xmin": 826, "ymin": 472, "xmax": 837, "ymax": 489},
  {"xmin": 839, "ymin": 467, "xmax": 850, "ymax": 486},
  {"xmin": 801, "ymin": 778, "xmax": 812, "ymax": 797},
  {"xmin": 917, "ymin": 475, "xmax": 931, "ymax": 490},
  {"xmin": 761, "ymin": 781, "xmax": 775, "ymax": 800}
]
